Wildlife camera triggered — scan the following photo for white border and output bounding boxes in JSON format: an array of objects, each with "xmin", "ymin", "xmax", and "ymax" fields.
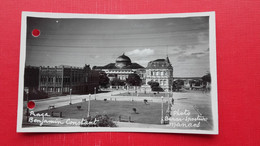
[{"xmin": 17, "ymin": 11, "xmax": 218, "ymax": 134}]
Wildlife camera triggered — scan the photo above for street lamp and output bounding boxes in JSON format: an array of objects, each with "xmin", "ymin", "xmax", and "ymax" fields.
[
  {"xmin": 87, "ymin": 94, "xmax": 91, "ymax": 117},
  {"xmin": 167, "ymin": 92, "xmax": 170, "ymax": 113},
  {"xmin": 94, "ymin": 87, "xmax": 96, "ymax": 100},
  {"xmin": 170, "ymin": 85, "xmax": 172, "ymax": 92},
  {"xmin": 69, "ymin": 88, "xmax": 72, "ymax": 105},
  {"xmin": 161, "ymin": 96, "xmax": 164, "ymax": 124},
  {"xmin": 24, "ymin": 87, "xmax": 29, "ymax": 122}
]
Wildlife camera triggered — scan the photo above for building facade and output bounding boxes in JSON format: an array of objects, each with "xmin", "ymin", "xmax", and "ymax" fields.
[
  {"xmin": 38, "ymin": 64, "xmax": 99, "ymax": 95},
  {"xmin": 93, "ymin": 54, "xmax": 144, "ymax": 82},
  {"xmin": 24, "ymin": 66, "xmax": 39, "ymax": 90},
  {"xmin": 93, "ymin": 54, "xmax": 174, "ymax": 92},
  {"xmin": 145, "ymin": 57, "xmax": 173, "ymax": 92}
]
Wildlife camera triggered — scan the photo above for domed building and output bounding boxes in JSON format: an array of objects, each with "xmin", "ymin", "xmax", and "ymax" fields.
[
  {"xmin": 93, "ymin": 54, "xmax": 173, "ymax": 91},
  {"xmin": 93, "ymin": 54, "xmax": 144, "ymax": 81},
  {"xmin": 115, "ymin": 54, "xmax": 132, "ymax": 68}
]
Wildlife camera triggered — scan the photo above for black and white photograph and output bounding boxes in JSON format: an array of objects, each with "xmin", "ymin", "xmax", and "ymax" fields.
[{"xmin": 17, "ymin": 12, "xmax": 218, "ymax": 134}]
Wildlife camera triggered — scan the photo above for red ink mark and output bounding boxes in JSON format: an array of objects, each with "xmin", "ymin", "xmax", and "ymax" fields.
[
  {"xmin": 27, "ymin": 101, "xmax": 35, "ymax": 109},
  {"xmin": 32, "ymin": 29, "xmax": 40, "ymax": 37}
]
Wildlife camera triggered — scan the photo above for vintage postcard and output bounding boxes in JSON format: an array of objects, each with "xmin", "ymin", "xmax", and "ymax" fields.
[{"xmin": 17, "ymin": 12, "xmax": 218, "ymax": 134}]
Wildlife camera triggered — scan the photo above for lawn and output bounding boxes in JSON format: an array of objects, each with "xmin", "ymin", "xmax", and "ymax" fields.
[{"xmin": 38, "ymin": 100, "xmax": 168, "ymax": 125}]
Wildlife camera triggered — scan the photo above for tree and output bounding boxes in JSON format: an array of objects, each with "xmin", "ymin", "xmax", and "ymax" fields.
[
  {"xmin": 126, "ymin": 74, "xmax": 142, "ymax": 86},
  {"xmin": 23, "ymin": 88, "xmax": 49, "ymax": 101},
  {"xmin": 98, "ymin": 72, "xmax": 110, "ymax": 88},
  {"xmin": 110, "ymin": 78, "xmax": 125, "ymax": 86},
  {"xmin": 172, "ymin": 82, "xmax": 178, "ymax": 91},
  {"xmin": 147, "ymin": 81, "xmax": 163, "ymax": 92},
  {"xmin": 172, "ymin": 80, "xmax": 184, "ymax": 92},
  {"xmin": 202, "ymin": 73, "xmax": 211, "ymax": 83},
  {"xmin": 175, "ymin": 79, "xmax": 184, "ymax": 86},
  {"xmin": 201, "ymin": 73, "xmax": 211, "ymax": 92},
  {"xmin": 148, "ymin": 81, "xmax": 159, "ymax": 87}
]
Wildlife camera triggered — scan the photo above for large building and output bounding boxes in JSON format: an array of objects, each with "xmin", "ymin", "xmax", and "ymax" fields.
[
  {"xmin": 93, "ymin": 54, "xmax": 173, "ymax": 92},
  {"xmin": 24, "ymin": 64, "xmax": 99, "ymax": 96},
  {"xmin": 93, "ymin": 54, "xmax": 144, "ymax": 81},
  {"xmin": 145, "ymin": 56, "xmax": 173, "ymax": 92},
  {"xmin": 38, "ymin": 64, "xmax": 99, "ymax": 95}
]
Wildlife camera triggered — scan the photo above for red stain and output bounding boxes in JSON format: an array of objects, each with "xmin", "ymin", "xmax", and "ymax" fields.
[
  {"xmin": 32, "ymin": 29, "xmax": 40, "ymax": 37},
  {"xmin": 27, "ymin": 101, "xmax": 35, "ymax": 109}
]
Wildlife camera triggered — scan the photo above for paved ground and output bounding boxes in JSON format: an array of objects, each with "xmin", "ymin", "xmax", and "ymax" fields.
[
  {"xmin": 25, "ymin": 90, "xmax": 171, "ymax": 112},
  {"xmin": 24, "ymin": 90, "xmax": 122, "ymax": 112}
]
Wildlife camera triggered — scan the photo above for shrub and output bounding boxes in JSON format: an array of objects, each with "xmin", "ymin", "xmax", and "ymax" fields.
[
  {"xmin": 23, "ymin": 88, "xmax": 49, "ymax": 101},
  {"xmin": 147, "ymin": 81, "xmax": 163, "ymax": 92},
  {"xmin": 81, "ymin": 114, "xmax": 116, "ymax": 127},
  {"xmin": 95, "ymin": 115, "xmax": 117, "ymax": 127}
]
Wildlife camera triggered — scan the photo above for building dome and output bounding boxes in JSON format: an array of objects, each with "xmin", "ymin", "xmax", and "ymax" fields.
[{"xmin": 115, "ymin": 54, "xmax": 132, "ymax": 68}]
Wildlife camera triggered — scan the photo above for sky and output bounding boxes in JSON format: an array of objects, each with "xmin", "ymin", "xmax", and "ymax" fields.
[{"xmin": 26, "ymin": 16, "xmax": 210, "ymax": 77}]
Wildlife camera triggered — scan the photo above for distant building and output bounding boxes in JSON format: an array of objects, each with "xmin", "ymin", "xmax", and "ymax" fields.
[
  {"xmin": 145, "ymin": 56, "xmax": 173, "ymax": 92},
  {"xmin": 93, "ymin": 54, "xmax": 144, "ymax": 81},
  {"xmin": 37, "ymin": 64, "xmax": 99, "ymax": 95},
  {"xmin": 173, "ymin": 77, "xmax": 202, "ymax": 89}
]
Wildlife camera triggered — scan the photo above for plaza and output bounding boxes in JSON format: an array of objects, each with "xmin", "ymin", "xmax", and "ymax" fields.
[{"xmin": 23, "ymin": 89, "xmax": 213, "ymax": 130}]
